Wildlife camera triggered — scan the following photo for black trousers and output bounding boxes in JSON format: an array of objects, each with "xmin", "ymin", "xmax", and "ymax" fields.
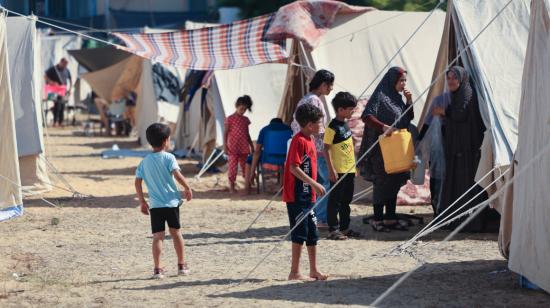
[
  {"xmin": 52, "ymin": 98, "xmax": 65, "ymax": 125},
  {"xmin": 327, "ymin": 173, "xmax": 355, "ymax": 232},
  {"xmin": 373, "ymin": 198, "xmax": 397, "ymax": 222}
]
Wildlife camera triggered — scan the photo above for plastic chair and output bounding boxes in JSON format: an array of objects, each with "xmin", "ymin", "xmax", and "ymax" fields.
[{"xmin": 257, "ymin": 129, "xmax": 292, "ymax": 192}]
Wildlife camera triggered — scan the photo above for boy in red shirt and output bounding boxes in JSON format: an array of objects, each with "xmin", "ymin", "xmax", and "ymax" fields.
[{"xmin": 283, "ymin": 103, "xmax": 328, "ymax": 281}]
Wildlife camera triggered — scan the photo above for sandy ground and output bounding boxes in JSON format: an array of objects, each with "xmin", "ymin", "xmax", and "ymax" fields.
[{"xmin": 1, "ymin": 126, "xmax": 549, "ymax": 307}]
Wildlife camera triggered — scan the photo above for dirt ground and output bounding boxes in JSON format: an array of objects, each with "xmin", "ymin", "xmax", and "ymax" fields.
[{"xmin": 1, "ymin": 127, "xmax": 549, "ymax": 307}]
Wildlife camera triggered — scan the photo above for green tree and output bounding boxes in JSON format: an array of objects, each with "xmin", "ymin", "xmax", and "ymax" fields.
[{"xmin": 217, "ymin": 0, "xmax": 446, "ymax": 19}]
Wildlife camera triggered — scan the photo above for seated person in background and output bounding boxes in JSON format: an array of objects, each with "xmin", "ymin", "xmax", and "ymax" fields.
[
  {"xmin": 125, "ymin": 90, "xmax": 137, "ymax": 132},
  {"xmin": 93, "ymin": 93, "xmax": 111, "ymax": 135},
  {"xmin": 244, "ymin": 118, "xmax": 292, "ymax": 194}
]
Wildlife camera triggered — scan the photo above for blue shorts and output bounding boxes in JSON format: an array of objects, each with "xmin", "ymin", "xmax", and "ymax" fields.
[{"xmin": 286, "ymin": 202, "xmax": 318, "ymax": 246}]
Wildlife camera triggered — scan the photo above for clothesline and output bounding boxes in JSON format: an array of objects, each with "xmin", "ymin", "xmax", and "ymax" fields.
[{"xmin": 1, "ymin": 7, "xmax": 125, "ymax": 50}]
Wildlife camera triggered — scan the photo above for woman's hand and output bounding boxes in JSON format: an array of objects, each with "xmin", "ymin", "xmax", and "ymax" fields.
[
  {"xmin": 404, "ymin": 89, "xmax": 413, "ymax": 103},
  {"xmin": 432, "ymin": 106, "xmax": 445, "ymax": 117},
  {"xmin": 383, "ymin": 125, "xmax": 396, "ymax": 136}
]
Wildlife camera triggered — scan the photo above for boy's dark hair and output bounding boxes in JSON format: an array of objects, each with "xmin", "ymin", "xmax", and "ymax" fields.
[
  {"xmin": 309, "ymin": 69, "xmax": 334, "ymax": 92},
  {"xmin": 236, "ymin": 95, "xmax": 253, "ymax": 111},
  {"xmin": 295, "ymin": 103, "xmax": 323, "ymax": 128},
  {"xmin": 331, "ymin": 91, "xmax": 357, "ymax": 112},
  {"xmin": 146, "ymin": 123, "xmax": 171, "ymax": 148}
]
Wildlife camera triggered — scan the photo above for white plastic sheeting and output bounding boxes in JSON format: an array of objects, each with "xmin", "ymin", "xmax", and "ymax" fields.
[
  {"xmin": 7, "ymin": 16, "xmax": 43, "ymax": 156},
  {"xmin": 451, "ymin": 0, "xmax": 530, "ymax": 168},
  {"xmin": 7, "ymin": 16, "xmax": 51, "ymax": 194},
  {"xmin": 0, "ymin": 14, "xmax": 23, "ymax": 221},
  {"xmin": 509, "ymin": 0, "xmax": 550, "ymax": 293},
  {"xmin": 214, "ymin": 63, "xmax": 288, "ymax": 144},
  {"xmin": 309, "ymin": 9, "xmax": 446, "ymax": 122}
]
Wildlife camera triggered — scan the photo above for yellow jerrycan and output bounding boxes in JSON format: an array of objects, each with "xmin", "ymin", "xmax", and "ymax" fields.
[{"xmin": 378, "ymin": 129, "xmax": 415, "ymax": 174}]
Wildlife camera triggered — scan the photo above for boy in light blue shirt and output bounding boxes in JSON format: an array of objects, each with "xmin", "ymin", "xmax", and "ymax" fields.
[{"xmin": 135, "ymin": 123, "xmax": 193, "ymax": 279}]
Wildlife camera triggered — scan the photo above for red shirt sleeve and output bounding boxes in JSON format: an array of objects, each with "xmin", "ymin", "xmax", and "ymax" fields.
[{"xmin": 287, "ymin": 137, "xmax": 304, "ymax": 167}]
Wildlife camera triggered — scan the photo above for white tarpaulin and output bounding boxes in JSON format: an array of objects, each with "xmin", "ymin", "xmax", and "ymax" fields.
[
  {"xmin": 214, "ymin": 63, "xmax": 288, "ymax": 144},
  {"xmin": 7, "ymin": 16, "xmax": 51, "ymax": 194},
  {"xmin": 450, "ymin": 0, "xmax": 529, "ymax": 167},
  {"xmin": 0, "ymin": 14, "xmax": 23, "ymax": 221},
  {"xmin": 508, "ymin": 0, "xmax": 550, "ymax": 293},
  {"xmin": 7, "ymin": 16, "xmax": 42, "ymax": 156},
  {"xmin": 174, "ymin": 64, "xmax": 288, "ymax": 153},
  {"xmin": 309, "ymin": 9, "xmax": 445, "ymax": 122}
]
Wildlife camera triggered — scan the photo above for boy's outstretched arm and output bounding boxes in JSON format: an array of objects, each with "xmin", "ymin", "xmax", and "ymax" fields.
[
  {"xmin": 173, "ymin": 170, "xmax": 193, "ymax": 201},
  {"xmin": 135, "ymin": 178, "xmax": 149, "ymax": 215},
  {"xmin": 289, "ymin": 164, "xmax": 326, "ymax": 196}
]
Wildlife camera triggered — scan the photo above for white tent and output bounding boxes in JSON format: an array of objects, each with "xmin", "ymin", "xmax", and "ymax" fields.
[
  {"xmin": 279, "ymin": 9, "xmax": 446, "ymax": 124},
  {"xmin": 508, "ymin": 0, "xmax": 550, "ymax": 293},
  {"xmin": 173, "ymin": 63, "xmax": 288, "ymax": 157},
  {"xmin": 275, "ymin": 9, "xmax": 445, "ymax": 204},
  {"xmin": 0, "ymin": 14, "xmax": 23, "ymax": 221},
  {"xmin": 421, "ymin": 0, "xmax": 529, "ymax": 216},
  {"xmin": 7, "ymin": 16, "xmax": 51, "ymax": 195},
  {"xmin": 424, "ymin": 0, "xmax": 529, "ymax": 175}
]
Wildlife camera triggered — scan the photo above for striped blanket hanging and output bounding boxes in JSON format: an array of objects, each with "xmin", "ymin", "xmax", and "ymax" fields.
[{"xmin": 113, "ymin": 14, "xmax": 287, "ymax": 70}]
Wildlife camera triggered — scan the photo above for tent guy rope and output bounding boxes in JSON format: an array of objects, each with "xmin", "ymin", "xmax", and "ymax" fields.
[
  {"xmin": 229, "ymin": 0, "xmax": 516, "ymax": 290},
  {"xmin": 371, "ymin": 140, "xmax": 550, "ymax": 306}
]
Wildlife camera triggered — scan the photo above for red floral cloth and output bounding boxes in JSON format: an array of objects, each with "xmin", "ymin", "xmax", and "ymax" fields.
[
  {"xmin": 225, "ymin": 113, "xmax": 251, "ymax": 155},
  {"xmin": 266, "ymin": 0, "xmax": 373, "ymax": 50}
]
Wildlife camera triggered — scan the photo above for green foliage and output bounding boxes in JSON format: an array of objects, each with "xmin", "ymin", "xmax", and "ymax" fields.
[{"xmin": 216, "ymin": 0, "xmax": 447, "ymax": 19}]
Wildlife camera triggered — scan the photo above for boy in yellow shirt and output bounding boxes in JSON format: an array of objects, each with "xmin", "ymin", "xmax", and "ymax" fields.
[{"xmin": 323, "ymin": 92, "xmax": 359, "ymax": 240}]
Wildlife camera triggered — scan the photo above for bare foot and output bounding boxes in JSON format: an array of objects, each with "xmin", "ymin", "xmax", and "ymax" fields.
[
  {"xmin": 288, "ymin": 272, "xmax": 314, "ymax": 281},
  {"xmin": 310, "ymin": 270, "xmax": 328, "ymax": 281}
]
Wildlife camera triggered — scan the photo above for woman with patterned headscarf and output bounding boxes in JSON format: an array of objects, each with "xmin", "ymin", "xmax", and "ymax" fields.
[
  {"xmin": 437, "ymin": 66, "xmax": 491, "ymax": 232},
  {"xmin": 360, "ymin": 66, "xmax": 414, "ymax": 232}
]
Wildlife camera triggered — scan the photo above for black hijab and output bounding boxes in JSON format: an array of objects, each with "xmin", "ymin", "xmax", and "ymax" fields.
[
  {"xmin": 361, "ymin": 66, "xmax": 410, "ymax": 129},
  {"xmin": 447, "ymin": 66, "xmax": 473, "ymax": 110}
]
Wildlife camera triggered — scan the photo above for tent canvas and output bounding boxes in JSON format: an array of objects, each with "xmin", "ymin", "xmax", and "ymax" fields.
[
  {"xmin": 173, "ymin": 63, "xmax": 288, "ymax": 157},
  {"xmin": 421, "ymin": 0, "xmax": 529, "ymax": 211},
  {"xmin": 67, "ymin": 47, "xmax": 132, "ymax": 72},
  {"xmin": 7, "ymin": 16, "xmax": 51, "ymax": 195},
  {"xmin": 508, "ymin": 0, "xmax": 550, "ymax": 293},
  {"xmin": 277, "ymin": 9, "xmax": 445, "ymax": 204},
  {"xmin": 0, "ymin": 14, "xmax": 23, "ymax": 221},
  {"xmin": 279, "ymin": 9, "xmax": 446, "ymax": 123},
  {"xmin": 423, "ymin": 0, "xmax": 529, "ymax": 171},
  {"xmin": 81, "ymin": 53, "xmax": 181, "ymax": 146}
]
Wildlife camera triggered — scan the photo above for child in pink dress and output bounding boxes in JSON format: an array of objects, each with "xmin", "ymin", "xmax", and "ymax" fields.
[{"xmin": 224, "ymin": 95, "xmax": 254, "ymax": 193}]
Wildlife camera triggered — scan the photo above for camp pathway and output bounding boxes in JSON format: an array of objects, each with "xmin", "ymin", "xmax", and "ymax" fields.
[{"xmin": 1, "ymin": 127, "xmax": 548, "ymax": 307}]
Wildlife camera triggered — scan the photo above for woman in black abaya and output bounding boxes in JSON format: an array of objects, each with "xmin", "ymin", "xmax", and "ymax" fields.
[{"xmin": 437, "ymin": 66, "xmax": 494, "ymax": 232}]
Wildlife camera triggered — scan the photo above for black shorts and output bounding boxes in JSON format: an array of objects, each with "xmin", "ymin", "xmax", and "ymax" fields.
[
  {"xmin": 150, "ymin": 206, "xmax": 181, "ymax": 233},
  {"xmin": 286, "ymin": 202, "xmax": 318, "ymax": 246}
]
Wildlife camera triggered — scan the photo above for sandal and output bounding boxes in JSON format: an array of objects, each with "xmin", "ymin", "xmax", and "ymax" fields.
[
  {"xmin": 386, "ymin": 222, "xmax": 409, "ymax": 231},
  {"xmin": 327, "ymin": 231, "xmax": 348, "ymax": 240},
  {"xmin": 371, "ymin": 222, "xmax": 390, "ymax": 232},
  {"xmin": 342, "ymin": 229, "xmax": 361, "ymax": 238}
]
